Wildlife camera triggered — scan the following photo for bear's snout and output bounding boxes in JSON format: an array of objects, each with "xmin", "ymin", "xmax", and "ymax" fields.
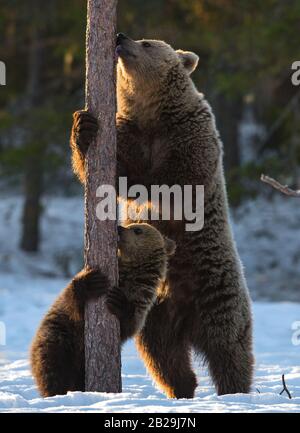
[{"xmin": 116, "ymin": 33, "xmax": 129, "ymax": 45}]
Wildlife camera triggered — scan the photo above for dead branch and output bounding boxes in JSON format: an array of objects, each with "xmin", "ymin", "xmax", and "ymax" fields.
[
  {"xmin": 279, "ymin": 374, "xmax": 292, "ymax": 399},
  {"xmin": 261, "ymin": 174, "xmax": 300, "ymax": 197}
]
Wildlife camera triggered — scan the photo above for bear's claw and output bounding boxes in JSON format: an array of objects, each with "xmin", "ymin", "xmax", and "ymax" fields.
[{"xmin": 72, "ymin": 110, "xmax": 98, "ymax": 155}]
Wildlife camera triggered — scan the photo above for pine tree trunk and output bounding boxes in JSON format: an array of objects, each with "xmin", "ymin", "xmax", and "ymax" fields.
[
  {"xmin": 84, "ymin": 0, "xmax": 121, "ymax": 393},
  {"xmin": 20, "ymin": 22, "xmax": 43, "ymax": 252},
  {"xmin": 20, "ymin": 159, "xmax": 43, "ymax": 252},
  {"xmin": 215, "ymin": 94, "xmax": 242, "ymax": 173}
]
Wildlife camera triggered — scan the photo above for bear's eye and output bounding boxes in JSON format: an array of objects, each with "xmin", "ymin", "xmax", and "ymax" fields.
[
  {"xmin": 142, "ymin": 41, "xmax": 151, "ymax": 48},
  {"xmin": 134, "ymin": 228, "xmax": 143, "ymax": 235}
]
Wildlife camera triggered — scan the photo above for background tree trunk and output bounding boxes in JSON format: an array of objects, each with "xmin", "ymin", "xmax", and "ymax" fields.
[
  {"xmin": 20, "ymin": 157, "xmax": 43, "ymax": 252},
  {"xmin": 214, "ymin": 94, "xmax": 242, "ymax": 173},
  {"xmin": 20, "ymin": 21, "xmax": 44, "ymax": 252},
  {"xmin": 84, "ymin": 0, "xmax": 121, "ymax": 393}
]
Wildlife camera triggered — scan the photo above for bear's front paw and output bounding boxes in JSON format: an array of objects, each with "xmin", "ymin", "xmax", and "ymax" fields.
[
  {"xmin": 73, "ymin": 268, "xmax": 109, "ymax": 301},
  {"xmin": 106, "ymin": 286, "xmax": 128, "ymax": 318},
  {"xmin": 71, "ymin": 110, "xmax": 98, "ymax": 155}
]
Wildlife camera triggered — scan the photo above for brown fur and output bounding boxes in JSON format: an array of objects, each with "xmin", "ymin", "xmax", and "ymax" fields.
[
  {"xmin": 70, "ymin": 35, "xmax": 254, "ymax": 398},
  {"xmin": 31, "ymin": 223, "xmax": 175, "ymax": 397}
]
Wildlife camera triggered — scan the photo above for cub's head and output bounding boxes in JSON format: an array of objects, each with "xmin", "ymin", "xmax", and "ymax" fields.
[
  {"xmin": 116, "ymin": 33, "xmax": 199, "ymax": 87},
  {"xmin": 118, "ymin": 223, "xmax": 176, "ymax": 266}
]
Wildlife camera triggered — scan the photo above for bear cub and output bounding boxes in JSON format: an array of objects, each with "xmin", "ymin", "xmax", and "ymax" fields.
[{"xmin": 31, "ymin": 223, "xmax": 175, "ymax": 397}]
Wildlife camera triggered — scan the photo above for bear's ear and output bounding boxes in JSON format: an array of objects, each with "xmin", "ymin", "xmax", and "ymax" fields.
[
  {"xmin": 164, "ymin": 237, "xmax": 176, "ymax": 256},
  {"xmin": 176, "ymin": 50, "xmax": 199, "ymax": 74}
]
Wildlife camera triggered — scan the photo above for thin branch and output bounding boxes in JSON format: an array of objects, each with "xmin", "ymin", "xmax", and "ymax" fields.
[
  {"xmin": 261, "ymin": 174, "xmax": 300, "ymax": 197},
  {"xmin": 279, "ymin": 374, "xmax": 292, "ymax": 399}
]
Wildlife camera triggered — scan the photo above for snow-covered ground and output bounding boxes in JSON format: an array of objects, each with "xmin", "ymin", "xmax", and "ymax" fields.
[
  {"xmin": 1, "ymin": 296, "xmax": 300, "ymax": 413},
  {"xmin": 0, "ymin": 194, "xmax": 299, "ymax": 412}
]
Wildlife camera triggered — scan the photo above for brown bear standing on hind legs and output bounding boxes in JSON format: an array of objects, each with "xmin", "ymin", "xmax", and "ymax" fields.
[{"xmin": 70, "ymin": 33, "xmax": 254, "ymax": 398}]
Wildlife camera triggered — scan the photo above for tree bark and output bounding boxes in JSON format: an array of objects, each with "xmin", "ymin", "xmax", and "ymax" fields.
[{"xmin": 84, "ymin": 0, "xmax": 121, "ymax": 393}]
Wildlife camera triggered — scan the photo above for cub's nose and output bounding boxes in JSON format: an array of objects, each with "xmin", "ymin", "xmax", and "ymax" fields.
[{"xmin": 116, "ymin": 33, "xmax": 128, "ymax": 45}]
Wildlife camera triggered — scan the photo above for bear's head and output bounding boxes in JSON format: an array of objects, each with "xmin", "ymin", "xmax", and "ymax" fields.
[
  {"xmin": 118, "ymin": 223, "xmax": 176, "ymax": 266},
  {"xmin": 116, "ymin": 33, "xmax": 199, "ymax": 95}
]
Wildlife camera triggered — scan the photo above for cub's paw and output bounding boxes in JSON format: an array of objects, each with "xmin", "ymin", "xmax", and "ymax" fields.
[
  {"xmin": 85, "ymin": 269, "xmax": 110, "ymax": 299},
  {"xmin": 73, "ymin": 268, "xmax": 109, "ymax": 301},
  {"xmin": 106, "ymin": 286, "xmax": 128, "ymax": 318},
  {"xmin": 71, "ymin": 110, "xmax": 98, "ymax": 155}
]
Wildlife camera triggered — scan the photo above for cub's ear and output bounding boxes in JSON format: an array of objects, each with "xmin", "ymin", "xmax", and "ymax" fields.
[
  {"xmin": 164, "ymin": 237, "xmax": 176, "ymax": 256},
  {"xmin": 176, "ymin": 50, "xmax": 199, "ymax": 74}
]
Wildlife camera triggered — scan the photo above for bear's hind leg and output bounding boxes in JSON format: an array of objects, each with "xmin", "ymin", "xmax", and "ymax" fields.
[
  {"xmin": 206, "ymin": 342, "xmax": 253, "ymax": 395},
  {"xmin": 31, "ymin": 316, "xmax": 84, "ymax": 397},
  {"xmin": 199, "ymin": 321, "xmax": 254, "ymax": 395},
  {"xmin": 135, "ymin": 302, "xmax": 197, "ymax": 399}
]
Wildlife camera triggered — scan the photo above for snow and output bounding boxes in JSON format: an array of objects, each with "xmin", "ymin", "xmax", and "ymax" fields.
[
  {"xmin": 0, "ymin": 195, "xmax": 84, "ymax": 279},
  {"xmin": 0, "ymin": 302, "xmax": 300, "ymax": 413},
  {"xmin": 0, "ymin": 194, "xmax": 300, "ymax": 412},
  {"xmin": 233, "ymin": 196, "xmax": 300, "ymax": 301}
]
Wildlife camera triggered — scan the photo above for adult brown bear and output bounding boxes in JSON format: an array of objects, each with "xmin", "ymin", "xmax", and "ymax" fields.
[{"xmin": 70, "ymin": 34, "xmax": 254, "ymax": 398}]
